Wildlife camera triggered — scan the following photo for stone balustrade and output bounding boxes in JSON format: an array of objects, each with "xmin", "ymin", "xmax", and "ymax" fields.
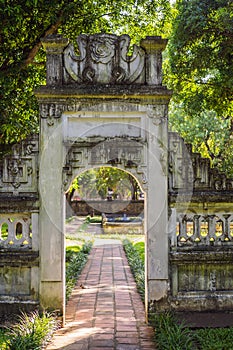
[
  {"xmin": 0, "ymin": 214, "xmax": 32, "ymax": 249},
  {"xmin": 171, "ymin": 212, "xmax": 233, "ymax": 249}
]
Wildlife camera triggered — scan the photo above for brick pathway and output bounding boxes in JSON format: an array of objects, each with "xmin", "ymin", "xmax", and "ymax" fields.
[{"xmin": 47, "ymin": 239, "xmax": 156, "ymax": 349}]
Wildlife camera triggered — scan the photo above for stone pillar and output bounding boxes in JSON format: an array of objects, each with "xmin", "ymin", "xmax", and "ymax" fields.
[
  {"xmin": 38, "ymin": 103, "xmax": 65, "ymax": 318},
  {"xmin": 146, "ymin": 105, "xmax": 169, "ymax": 314},
  {"xmin": 41, "ymin": 35, "xmax": 69, "ymax": 86},
  {"xmin": 140, "ymin": 36, "xmax": 167, "ymax": 85}
]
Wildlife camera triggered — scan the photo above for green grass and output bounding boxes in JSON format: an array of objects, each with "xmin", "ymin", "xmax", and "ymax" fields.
[
  {"xmin": 133, "ymin": 241, "xmax": 145, "ymax": 261},
  {"xmin": 0, "ymin": 311, "xmax": 59, "ymax": 350},
  {"xmin": 195, "ymin": 327, "xmax": 233, "ymax": 350},
  {"xmin": 123, "ymin": 239, "xmax": 233, "ymax": 350},
  {"xmin": 66, "ymin": 241, "xmax": 93, "ymax": 301},
  {"xmin": 0, "ymin": 329, "xmax": 7, "ymax": 350},
  {"xmin": 85, "ymin": 215, "xmax": 102, "ymax": 223},
  {"xmin": 150, "ymin": 312, "xmax": 197, "ymax": 350},
  {"xmin": 151, "ymin": 312, "xmax": 233, "ymax": 350},
  {"xmin": 123, "ymin": 239, "xmax": 145, "ymax": 302}
]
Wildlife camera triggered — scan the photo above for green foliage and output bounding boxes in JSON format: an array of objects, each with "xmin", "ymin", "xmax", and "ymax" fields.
[
  {"xmin": 0, "ymin": 223, "xmax": 8, "ymax": 239},
  {"xmin": 195, "ymin": 327, "xmax": 233, "ymax": 350},
  {"xmin": 65, "ymin": 245, "xmax": 81, "ymax": 261},
  {"xmin": 4, "ymin": 311, "xmax": 59, "ymax": 350},
  {"xmin": 66, "ymin": 241, "xmax": 92, "ymax": 300},
  {"xmin": 151, "ymin": 312, "xmax": 197, "ymax": 350},
  {"xmin": 0, "ymin": 0, "xmax": 171, "ymax": 146},
  {"xmin": 0, "ymin": 329, "xmax": 7, "ymax": 350},
  {"xmin": 69, "ymin": 167, "xmax": 142, "ymax": 200},
  {"xmin": 166, "ymin": 0, "xmax": 233, "ymax": 175},
  {"xmin": 152, "ymin": 321, "xmax": 233, "ymax": 350},
  {"xmin": 133, "ymin": 241, "xmax": 145, "ymax": 261},
  {"xmin": 85, "ymin": 215, "xmax": 102, "ymax": 223},
  {"xmin": 123, "ymin": 239, "xmax": 145, "ymax": 302}
]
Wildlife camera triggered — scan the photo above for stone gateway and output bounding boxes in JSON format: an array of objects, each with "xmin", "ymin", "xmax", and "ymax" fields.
[{"xmin": 0, "ymin": 33, "xmax": 233, "ymax": 323}]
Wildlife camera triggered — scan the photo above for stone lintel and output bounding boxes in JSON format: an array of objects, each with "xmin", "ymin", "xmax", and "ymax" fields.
[
  {"xmin": 170, "ymin": 250, "xmax": 233, "ymax": 262},
  {"xmin": 35, "ymin": 85, "xmax": 172, "ymax": 103},
  {"xmin": 169, "ymin": 192, "xmax": 233, "ymax": 204}
]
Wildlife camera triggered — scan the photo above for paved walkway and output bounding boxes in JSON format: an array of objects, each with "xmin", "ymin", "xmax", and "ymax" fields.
[{"xmin": 47, "ymin": 239, "xmax": 155, "ymax": 349}]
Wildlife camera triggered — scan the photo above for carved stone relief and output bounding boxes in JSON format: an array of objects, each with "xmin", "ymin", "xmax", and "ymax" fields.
[
  {"xmin": 63, "ymin": 137, "xmax": 147, "ymax": 191},
  {"xmin": 64, "ymin": 34, "xmax": 145, "ymax": 84},
  {"xmin": 0, "ymin": 136, "xmax": 39, "ymax": 193},
  {"xmin": 147, "ymin": 105, "xmax": 167, "ymax": 125},
  {"xmin": 40, "ymin": 103, "xmax": 64, "ymax": 126},
  {"xmin": 168, "ymin": 132, "xmax": 233, "ymax": 192}
]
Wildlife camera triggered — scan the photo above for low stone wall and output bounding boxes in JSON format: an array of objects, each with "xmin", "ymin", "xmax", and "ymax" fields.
[
  {"xmin": 168, "ymin": 202, "xmax": 233, "ymax": 314},
  {"xmin": 0, "ymin": 250, "xmax": 39, "ymax": 323},
  {"xmin": 67, "ymin": 199, "xmax": 144, "ymax": 217},
  {"xmin": 170, "ymin": 250, "xmax": 233, "ymax": 312},
  {"xmin": 102, "ymin": 221, "xmax": 144, "ymax": 234}
]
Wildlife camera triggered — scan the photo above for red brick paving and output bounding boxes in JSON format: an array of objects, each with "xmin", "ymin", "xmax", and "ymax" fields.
[{"xmin": 46, "ymin": 240, "xmax": 156, "ymax": 349}]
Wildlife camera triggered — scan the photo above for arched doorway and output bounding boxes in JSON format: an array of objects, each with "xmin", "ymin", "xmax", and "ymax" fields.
[
  {"xmin": 66, "ymin": 166, "xmax": 144, "ymax": 217},
  {"xmin": 36, "ymin": 33, "xmax": 171, "ymax": 321}
]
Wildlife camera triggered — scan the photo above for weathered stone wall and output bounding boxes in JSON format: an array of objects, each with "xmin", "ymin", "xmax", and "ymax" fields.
[
  {"xmin": 0, "ymin": 136, "xmax": 40, "ymax": 321},
  {"xmin": 0, "ymin": 250, "xmax": 39, "ymax": 322},
  {"xmin": 168, "ymin": 133, "xmax": 233, "ymax": 314}
]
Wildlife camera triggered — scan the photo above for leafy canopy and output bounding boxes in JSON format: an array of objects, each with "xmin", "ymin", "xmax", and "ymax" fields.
[
  {"xmin": 68, "ymin": 167, "xmax": 142, "ymax": 200},
  {"xmin": 166, "ymin": 0, "xmax": 233, "ymax": 174},
  {"xmin": 1, "ymin": 0, "xmax": 233, "ymax": 175},
  {"xmin": 0, "ymin": 0, "xmax": 171, "ymax": 145}
]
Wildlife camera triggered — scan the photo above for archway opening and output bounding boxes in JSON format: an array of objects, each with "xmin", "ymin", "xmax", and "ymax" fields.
[
  {"xmin": 64, "ymin": 165, "xmax": 145, "ymax": 297},
  {"xmin": 67, "ymin": 166, "xmax": 144, "ymax": 215}
]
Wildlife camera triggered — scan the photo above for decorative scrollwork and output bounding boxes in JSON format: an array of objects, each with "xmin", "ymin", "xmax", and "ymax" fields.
[
  {"xmin": 64, "ymin": 33, "xmax": 145, "ymax": 84},
  {"xmin": 0, "ymin": 136, "xmax": 39, "ymax": 193}
]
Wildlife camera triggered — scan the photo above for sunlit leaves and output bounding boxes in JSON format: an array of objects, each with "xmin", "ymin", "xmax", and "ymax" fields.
[
  {"xmin": 166, "ymin": 0, "xmax": 233, "ymax": 175},
  {"xmin": 69, "ymin": 167, "xmax": 141, "ymax": 200},
  {"xmin": 0, "ymin": 0, "xmax": 171, "ymax": 146}
]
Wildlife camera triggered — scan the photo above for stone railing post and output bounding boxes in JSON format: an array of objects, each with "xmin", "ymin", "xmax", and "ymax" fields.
[
  {"xmin": 41, "ymin": 35, "xmax": 69, "ymax": 86},
  {"xmin": 140, "ymin": 36, "xmax": 167, "ymax": 85}
]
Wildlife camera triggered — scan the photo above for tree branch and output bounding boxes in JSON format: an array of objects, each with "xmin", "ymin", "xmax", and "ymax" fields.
[
  {"xmin": 22, "ymin": 9, "xmax": 117, "ymax": 66},
  {"xmin": 23, "ymin": 15, "xmax": 63, "ymax": 66}
]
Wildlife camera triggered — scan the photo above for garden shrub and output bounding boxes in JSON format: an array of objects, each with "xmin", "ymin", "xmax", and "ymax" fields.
[
  {"xmin": 4, "ymin": 311, "xmax": 59, "ymax": 350},
  {"xmin": 66, "ymin": 241, "xmax": 92, "ymax": 301},
  {"xmin": 122, "ymin": 239, "xmax": 145, "ymax": 302}
]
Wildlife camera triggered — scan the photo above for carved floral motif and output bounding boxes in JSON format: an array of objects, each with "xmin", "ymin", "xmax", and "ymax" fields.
[
  {"xmin": 64, "ymin": 33, "xmax": 145, "ymax": 84},
  {"xmin": 90, "ymin": 35, "xmax": 115, "ymax": 64}
]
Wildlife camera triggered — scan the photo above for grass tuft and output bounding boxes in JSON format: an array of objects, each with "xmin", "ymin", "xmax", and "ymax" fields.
[
  {"xmin": 66, "ymin": 241, "xmax": 93, "ymax": 301},
  {"xmin": 4, "ymin": 311, "xmax": 59, "ymax": 350},
  {"xmin": 150, "ymin": 312, "xmax": 197, "ymax": 350},
  {"xmin": 195, "ymin": 327, "xmax": 233, "ymax": 350}
]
